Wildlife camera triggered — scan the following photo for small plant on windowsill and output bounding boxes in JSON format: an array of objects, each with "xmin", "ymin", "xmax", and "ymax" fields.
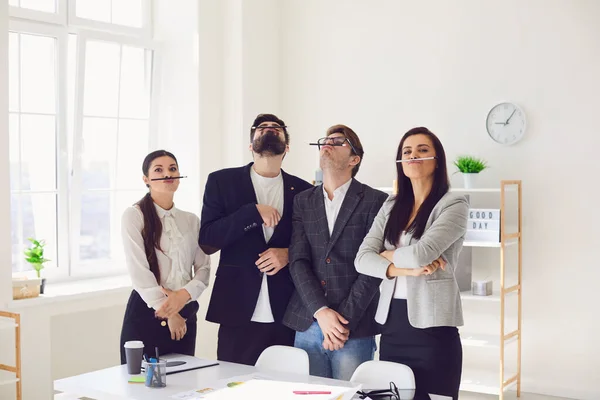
[
  {"xmin": 24, "ymin": 238, "xmax": 50, "ymax": 294},
  {"xmin": 454, "ymin": 156, "xmax": 488, "ymax": 189}
]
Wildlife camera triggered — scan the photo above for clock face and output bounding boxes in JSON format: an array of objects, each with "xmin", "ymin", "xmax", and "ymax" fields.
[{"xmin": 486, "ymin": 102, "xmax": 526, "ymax": 145}]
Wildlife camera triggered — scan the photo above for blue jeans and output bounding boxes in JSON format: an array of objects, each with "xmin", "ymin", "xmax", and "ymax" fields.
[{"xmin": 294, "ymin": 321, "xmax": 376, "ymax": 381}]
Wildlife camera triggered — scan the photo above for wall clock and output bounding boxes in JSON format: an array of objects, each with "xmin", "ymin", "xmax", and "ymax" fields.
[{"xmin": 485, "ymin": 102, "xmax": 526, "ymax": 145}]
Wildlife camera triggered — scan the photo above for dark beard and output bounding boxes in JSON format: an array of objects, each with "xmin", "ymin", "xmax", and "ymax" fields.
[{"xmin": 252, "ymin": 131, "xmax": 286, "ymax": 156}]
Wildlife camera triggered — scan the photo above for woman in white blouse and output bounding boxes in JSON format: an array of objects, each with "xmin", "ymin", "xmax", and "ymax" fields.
[{"xmin": 119, "ymin": 150, "xmax": 211, "ymax": 364}]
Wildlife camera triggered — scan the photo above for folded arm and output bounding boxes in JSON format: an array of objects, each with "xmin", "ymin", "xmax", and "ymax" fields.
[{"xmin": 392, "ymin": 195, "xmax": 469, "ymax": 270}]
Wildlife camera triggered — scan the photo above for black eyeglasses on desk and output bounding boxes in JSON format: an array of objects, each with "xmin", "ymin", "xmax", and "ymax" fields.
[{"xmin": 356, "ymin": 381, "xmax": 401, "ymax": 400}]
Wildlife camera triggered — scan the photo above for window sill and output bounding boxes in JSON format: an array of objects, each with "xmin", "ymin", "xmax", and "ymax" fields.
[{"xmin": 7, "ymin": 274, "xmax": 132, "ymax": 309}]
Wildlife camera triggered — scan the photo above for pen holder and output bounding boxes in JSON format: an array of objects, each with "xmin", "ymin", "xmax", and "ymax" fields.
[{"xmin": 143, "ymin": 360, "xmax": 167, "ymax": 388}]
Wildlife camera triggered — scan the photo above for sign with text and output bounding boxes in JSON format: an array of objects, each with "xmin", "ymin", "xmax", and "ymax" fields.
[{"xmin": 465, "ymin": 208, "xmax": 501, "ymax": 242}]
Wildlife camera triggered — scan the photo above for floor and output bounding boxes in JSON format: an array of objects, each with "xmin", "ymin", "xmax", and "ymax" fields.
[{"xmin": 55, "ymin": 391, "xmax": 575, "ymax": 399}]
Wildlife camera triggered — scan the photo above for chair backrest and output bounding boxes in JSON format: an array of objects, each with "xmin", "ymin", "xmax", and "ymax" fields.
[
  {"xmin": 350, "ymin": 360, "xmax": 416, "ymax": 391},
  {"xmin": 255, "ymin": 345, "xmax": 310, "ymax": 376}
]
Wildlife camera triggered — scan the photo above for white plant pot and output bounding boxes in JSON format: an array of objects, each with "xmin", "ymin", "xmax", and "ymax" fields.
[{"xmin": 462, "ymin": 173, "xmax": 479, "ymax": 189}]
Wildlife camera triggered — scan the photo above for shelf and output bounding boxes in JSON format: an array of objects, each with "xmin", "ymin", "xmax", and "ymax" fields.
[
  {"xmin": 460, "ymin": 290, "xmax": 518, "ymax": 302},
  {"xmin": 460, "ymin": 369, "xmax": 517, "ymax": 395},
  {"xmin": 375, "ymin": 187, "xmax": 518, "ymax": 194},
  {"xmin": 460, "ymin": 332, "xmax": 518, "ymax": 348},
  {"xmin": 0, "ymin": 319, "xmax": 18, "ymax": 331},
  {"xmin": 0, "ymin": 371, "xmax": 19, "ymax": 387},
  {"xmin": 464, "ymin": 239, "xmax": 517, "ymax": 248},
  {"xmin": 451, "ymin": 187, "xmax": 517, "ymax": 193}
]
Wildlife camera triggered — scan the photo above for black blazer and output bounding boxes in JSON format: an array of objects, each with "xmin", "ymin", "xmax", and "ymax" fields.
[
  {"xmin": 199, "ymin": 163, "xmax": 312, "ymax": 327},
  {"xmin": 283, "ymin": 179, "xmax": 388, "ymax": 338}
]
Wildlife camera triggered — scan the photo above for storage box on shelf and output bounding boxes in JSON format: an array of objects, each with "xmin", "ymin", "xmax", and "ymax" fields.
[
  {"xmin": 377, "ymin": 180, "xmax": 522, "ymax": 399},
  {"xmin": 0, "ymin": 311, "xmax": 21, "ymax": 400}
]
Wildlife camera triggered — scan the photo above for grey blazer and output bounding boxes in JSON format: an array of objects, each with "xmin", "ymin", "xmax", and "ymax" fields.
[{"xmin": 355, "ymin": 192, "xmax": 468, "ymax": 329}]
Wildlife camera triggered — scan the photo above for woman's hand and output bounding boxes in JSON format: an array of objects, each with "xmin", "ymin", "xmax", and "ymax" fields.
[
  {"xmin": 167, "ymin": 313, "xmax": 187, "ymax": 341},
  {"xmin": 155, "ymin": 288, "xmax": 191, "ymax": 319},
  {"xmin": 379, "ymin": 249, "xmax": 394, "ymax": 263}
]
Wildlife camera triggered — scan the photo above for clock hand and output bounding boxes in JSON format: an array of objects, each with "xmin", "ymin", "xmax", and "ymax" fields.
[
  {"xmin": 505, "ymin": 109, "xmax": 516, "ymax": 124},
  {"xmin": 494, "ymin": 122, "xmax": 506, "ymax": 125}
]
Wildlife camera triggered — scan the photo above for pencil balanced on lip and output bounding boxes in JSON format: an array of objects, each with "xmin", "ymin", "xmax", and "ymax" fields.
[{"xmin": 150, "ymin": 175, "xmax": 188, "ymax": 181}]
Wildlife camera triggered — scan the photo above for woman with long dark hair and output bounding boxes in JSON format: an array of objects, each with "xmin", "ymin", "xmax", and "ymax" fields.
[
  {"xmin": 119, "ymin": 150, "xmax": 210, "ymax": 363},
  {"xmin": 355, "ymin": 127, "xmax": 468, "ymax": 399}
]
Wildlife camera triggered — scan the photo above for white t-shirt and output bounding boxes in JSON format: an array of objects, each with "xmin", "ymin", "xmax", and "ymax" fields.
[{"xmin": 249, "ymin": 167, "xmax": 284, "ymax": 323}]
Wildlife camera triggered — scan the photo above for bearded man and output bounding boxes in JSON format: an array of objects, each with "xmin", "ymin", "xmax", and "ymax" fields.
[{"xmin": 199, "ymin": 113, "xmax": 312, "ymax": 365}]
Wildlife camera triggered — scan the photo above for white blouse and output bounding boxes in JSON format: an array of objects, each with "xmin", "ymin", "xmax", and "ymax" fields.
[{"xmin": 121, "ymin": 203, "xmax": 211, "ymax": 310}]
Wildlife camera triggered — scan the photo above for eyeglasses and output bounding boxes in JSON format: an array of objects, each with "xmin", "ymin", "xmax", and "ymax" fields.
[
  {"xmin": 309, "ymin": 136, "xmax": 358, "ymax": 155},
  {"xmin": 356, "ymin": 382, "xmax": 401, "ymax": 400},
  {"xmin": 251, "ymin": 125, "xmax": 287, "ymax": 133}
]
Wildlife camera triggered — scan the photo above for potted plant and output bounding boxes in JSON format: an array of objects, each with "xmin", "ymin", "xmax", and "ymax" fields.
[
  {"xmin": 454, "ymin": 156, "xmax": 487, "ymax": 189},
  {"xmin": 24, "ymin": 238, "xmax": 50, "ymax": 294}
]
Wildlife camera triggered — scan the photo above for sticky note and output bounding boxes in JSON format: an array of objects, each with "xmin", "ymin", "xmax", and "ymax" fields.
[{"xmin": 128, "ymin": 376, "xmax": 146, "ymax": 384}]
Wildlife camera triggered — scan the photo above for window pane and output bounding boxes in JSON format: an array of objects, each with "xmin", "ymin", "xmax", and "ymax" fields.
[
  {"xmin": 13, "ymin": 193, "xmax": 57, "ymax": 273},
  {"xmin": 10, "ymin": 195, "xmax": 25, "ymax": 273},
  {"xmin": 9, "ymin": 114, "xmax": 20, "ymax": 191},
  {"xmin": 116, "ymin": 119, "xmax": 148, "ymax": 189},
  {"xmin": 113, "ymin": 190, "xmax": 144, "ymax": 261},
  {"xmin": 9, "ymin": 33, "xmax": 19, "ymax": 112},
  {"xmin": 76, "ymin": 0, "xmax": 110, "ymax": 23},
  {"xmin": 119, "ymin": 46, "xmax": 151, "ymax": 119},
  {"xmin": 21, "ymin": 33, "xmax": 56, "ymax": 114},
  {"xmin": 80, "ymin": 192, "xmax": 110, "ymax": 260},
  {"xmin": 9, "ymin": 0, "xmax": 19, "ymax": 6},
  {"xmin": 81, "ymin": 117, "xmax": 117, "ymax": 190},
  {"xmin": 112, "ymin": 0, "xmax": 143, "ymax": 28},
  {"xmin": 83, "ymin": 40, "xmax": 120, "ymax": 117},
  {"xmin": 20, "ymin": 0, "xmax": 56, "ymax": 13},
  {"xmin": 20, "ymin": 114, "xmax": 57, "ymax": 191}
]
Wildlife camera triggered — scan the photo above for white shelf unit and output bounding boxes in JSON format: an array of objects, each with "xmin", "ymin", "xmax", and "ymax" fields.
[
  {"xmin": 0, "ymin": 311, "xmax": 21, "ymax": 400},
  {"xmin": 458, "ymin": 181, "xmax": 523, "ymax": 399},
  {"xmin": 376, "ymin": 181, "xmax": 523, "ymax": 398}
]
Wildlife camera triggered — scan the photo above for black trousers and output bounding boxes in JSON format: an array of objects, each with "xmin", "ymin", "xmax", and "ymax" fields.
[
  {"xmin": 120, "ymin": 290, "xmax": 199, "ymax": 364},
  {"xmin": 380, "ymin": 299, "xmax": 462, "ymax": 400},
  {"xmin": 217, "ymin": 321, "xmax": 295, "ymax": 366}
]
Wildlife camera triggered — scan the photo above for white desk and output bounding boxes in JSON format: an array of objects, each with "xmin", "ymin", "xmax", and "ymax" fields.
[
  {"xmin": 55, "ymin": 360, "xmax": 347, "ymax": 400},
  {"xmin": 55, "ymin": 359, "xmax": 416, "ymax": 399}
]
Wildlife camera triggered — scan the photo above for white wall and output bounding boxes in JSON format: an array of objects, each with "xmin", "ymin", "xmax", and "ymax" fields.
[
  {"xmin": 278, "ymin": 1, "xmax": 600, "ymax": 398},
  {"xmin": 0, "ymin": 0, "xmax": 11, "ymax": 307},
  {"xmin": 153, "ymin": 0, "xmax": 202, "ymax": 215}
]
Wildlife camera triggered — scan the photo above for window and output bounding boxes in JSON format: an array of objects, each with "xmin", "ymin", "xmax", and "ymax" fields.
[{"xmin": 8, "ymin": 2, "xmax": 156, "ymax": 279}]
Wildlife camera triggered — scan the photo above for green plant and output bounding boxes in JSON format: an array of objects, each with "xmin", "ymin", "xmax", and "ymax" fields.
[
  {"xmin": 454, "ymin": 156, "xmax": 488, "ymax": 173},
  {"xmin": 23, "ymin": 238, "xmax": 50, "ymax": 278}
]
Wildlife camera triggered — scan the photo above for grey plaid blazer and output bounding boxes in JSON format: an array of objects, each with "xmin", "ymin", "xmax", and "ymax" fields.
[{"xmin": 282, "ymin": 179, "xmax": 388, "ymax": 338}]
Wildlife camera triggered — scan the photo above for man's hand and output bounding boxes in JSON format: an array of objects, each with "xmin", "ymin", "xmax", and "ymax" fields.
[
  {"xmin": 256, "ymin": 248, "xmax": 289, "ymax": 276},
  {"xmin": 315, "ymin": 308, "xmax": 349, "ymax": 349},
  {"xmin": 167, "ymin": 313, "xmax": 187, "ymax": 341},
  {"xmin": 322, "ymin": 336, "xmax": 345, "ymax": 351},
  {"xmin": 256, "ymin": 204, "xmax": 281, "ymax": 228},
  {"xmin": 155, "ymin": 288, "xmax": 191, "ymax": 319}
]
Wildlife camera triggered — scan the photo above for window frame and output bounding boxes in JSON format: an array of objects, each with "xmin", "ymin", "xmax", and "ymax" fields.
[
  {"xmin": 9, "ymin": 1, "xmax": 160, "ymax": 282},
  {"xmin": 9, "ymin": 0, "xmax": 68, "ymax": 25},
  {"xmin": 69, "ymin": 30, "xmax": 160, "ymax": 279},
  {"xmin": 67, "ymin": 0, "xmax": 153, "ymax": 40},
  {"xmin": 8, "ymin": 19, "xmax": 70, "ymax": 281}
]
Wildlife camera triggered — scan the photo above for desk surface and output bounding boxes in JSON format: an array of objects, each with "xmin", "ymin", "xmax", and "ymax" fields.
[{"xmin": 55, "ymin": 359, "xmax": 361, "ymax": 400}]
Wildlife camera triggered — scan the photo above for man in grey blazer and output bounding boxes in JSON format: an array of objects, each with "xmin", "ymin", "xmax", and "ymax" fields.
[{"xmin": 283, "ymin": 124, "xmax": 388, "ymax": 380}]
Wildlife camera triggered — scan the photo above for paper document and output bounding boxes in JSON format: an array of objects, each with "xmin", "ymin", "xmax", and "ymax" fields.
[{"xmin": 203, "ymin": 379, "xmax": 359, "ymax": 400}]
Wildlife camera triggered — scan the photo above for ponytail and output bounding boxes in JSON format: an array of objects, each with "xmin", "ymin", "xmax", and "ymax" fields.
[{"xmin": 135, "ymin": 192, "xmax": 162, "ymax": 282}]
